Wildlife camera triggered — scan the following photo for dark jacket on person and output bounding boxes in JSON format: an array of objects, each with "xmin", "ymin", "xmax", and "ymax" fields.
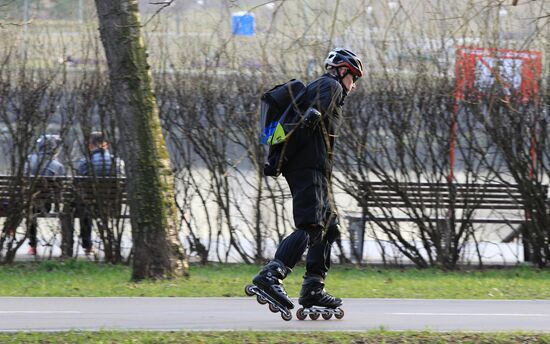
[{"xmin": 280, "ymin": 73, "xmax": 345, "ymax": 174}]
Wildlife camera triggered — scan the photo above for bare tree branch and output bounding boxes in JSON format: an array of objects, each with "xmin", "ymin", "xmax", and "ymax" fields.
[{"xmin": 143, "ymin": 0, "xmax": 176, "ymax": 27}]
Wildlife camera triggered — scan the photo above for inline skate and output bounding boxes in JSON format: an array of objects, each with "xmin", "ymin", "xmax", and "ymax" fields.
[
  {"xmin": 245, "ymin": 260, "xmax": 294, "ymax": 321},
  {"xmin": 296, "ymin": 275, "xmax": 344, "ymax": 320}
]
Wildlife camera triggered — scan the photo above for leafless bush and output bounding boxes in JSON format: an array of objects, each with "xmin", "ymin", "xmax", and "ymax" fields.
[
  {"xmin": 1, "ymin": 0, "xmax": 550, "ymax": 268},
  {"xmin": 462, "ymin": 92, "xmax": 550, "ymax": 267},
  {"xmin": 0, "ymin": 53, "xmax": 65, "ymax": 263},
  {"xmin": 336, "ymin": 76, "xmax": 487, "ymax": 269}
]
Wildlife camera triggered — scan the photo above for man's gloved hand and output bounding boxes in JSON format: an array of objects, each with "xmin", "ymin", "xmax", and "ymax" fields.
[{"xmin": 302, "ymin": 107, "xmax": 322, "ymax": 128}]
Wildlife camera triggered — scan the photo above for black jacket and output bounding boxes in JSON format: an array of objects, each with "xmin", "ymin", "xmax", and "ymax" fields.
[{"xmin": 281, "ymin": 74, "xmax": 344, "ymax": 174}]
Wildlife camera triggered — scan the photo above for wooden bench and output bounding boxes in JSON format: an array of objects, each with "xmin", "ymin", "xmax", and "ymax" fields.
[
  {"xmin": 0, "ymin": 175, "xmax": 128, "ymax": 219},
  {"xmin": 362, "ymin": 181, "xmax": 548, "ymax": 224},
  {"xmin": 347, "ymin": 181, "xmax": 548, "ymax": 262},
  {"xmin": 70, "ymin": 176, "xmax": 128, "ymax": 219}
]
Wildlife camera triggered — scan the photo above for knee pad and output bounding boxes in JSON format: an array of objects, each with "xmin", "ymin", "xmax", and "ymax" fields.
[
  {"xmin": 303, "ymin": 224, "xmax": 323, "ymax": 246},
  {"xmin": 324, "ymin": 224, "xmax": 341, "ymax": 244}
]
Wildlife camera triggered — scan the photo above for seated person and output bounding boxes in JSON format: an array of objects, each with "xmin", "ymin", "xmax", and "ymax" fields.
[
  {"xmin": 24, "ymin": 134, "xmax": 66, "ymax": 255},
  {"xmin": 74, "ymin": 131, "xmax": 125, "ymax": 255}
]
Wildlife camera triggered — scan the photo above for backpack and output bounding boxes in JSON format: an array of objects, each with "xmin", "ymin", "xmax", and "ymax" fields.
[
  {"xmin": 259, "ymin": 79, "xmax": 305, "ymax": 145},
  {"xmin": 259, "ymin": 79, "xmax": 307, "ymax": 177}
]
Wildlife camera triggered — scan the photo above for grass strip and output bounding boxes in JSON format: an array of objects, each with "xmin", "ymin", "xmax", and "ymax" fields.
[
  {"xmin": 1, "ymin": 260, "xmax": 550, "ymax": 299},
  {"xmin": 0, "ymin": 330, "xmax": 549, "ymax": 344}
]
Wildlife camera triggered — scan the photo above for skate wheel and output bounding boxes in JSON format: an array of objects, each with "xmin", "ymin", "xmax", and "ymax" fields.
[
  {"xmin": 257, "ymin": 295, "xmax": 267, "ymax": 304},
  {"xmin": 296, "ymin": 308, "xmax": 307, "ymax": 321},
  {"xmin": 322, "ymin": 313, "xmax": 333, "ymax": 320},
  {"xmin": 269, "ymin": 303, "xmax": 280, "ymax": 313},
  {"xmin": 335, "ymin": 308, "xmax": 344, "ymax": 319},
  {"xmin": 244, "ymin": 285, "xmax": 255, "ymax": 296},
  {"xmin": 281, "ymin": 311, "xmax": 292, "ymax": 321},
  {"xmin": 309, "ymin": 313, "xmax": 320, "ymax": 320}
]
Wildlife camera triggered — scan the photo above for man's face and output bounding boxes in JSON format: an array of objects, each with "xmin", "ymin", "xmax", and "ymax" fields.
[
  {"xmin": 88, "ymin": 141, "xmax": 108, "ymax": 152},
  {"xmin": 339, "ymin": 68, "xmax": 358, "ymax": 93}
]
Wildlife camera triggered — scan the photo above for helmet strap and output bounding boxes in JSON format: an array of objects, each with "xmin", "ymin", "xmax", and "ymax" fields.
[
  {"xmin": 336, "ymin": 67, "xmax": 346, "ymax": 81},
  {"xmin": 338, "ymin": 67, "xmax": 352, "ymax": 96},
  {"xmin": 327, "ymin": 67, "xmax": 349, "ymax": 96}
]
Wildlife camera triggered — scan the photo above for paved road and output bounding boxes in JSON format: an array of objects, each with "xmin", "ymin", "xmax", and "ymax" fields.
[{"xmin": 1, "ymin": 297, "xmax": 549, "ymax": 332}]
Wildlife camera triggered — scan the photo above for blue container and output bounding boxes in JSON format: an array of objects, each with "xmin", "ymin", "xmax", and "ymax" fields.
[{"xmin": 232, "ymin": 12, "xmax": 255, "ymax": 36}]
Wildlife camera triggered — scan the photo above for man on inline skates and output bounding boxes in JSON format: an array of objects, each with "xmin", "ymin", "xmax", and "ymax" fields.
[{"xmin": 252, "ymin": 48, "xmax": 364, "ymax": 314}]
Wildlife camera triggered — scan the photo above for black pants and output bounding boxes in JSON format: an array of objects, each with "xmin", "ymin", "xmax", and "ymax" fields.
[
  {"xmin": 274, "ymin": 169, "xmax": 339, "ymax": 278},
  {"xmin": 28, "ymin": 203, "xmax": 52, "ymax": 248},
  {"xmin": 61, "ymin": 204, "xmax": 94, "ymax": 257},
  {"xmin": 75, "ymin": 206, "xmax": 94, "ymax": 250}
]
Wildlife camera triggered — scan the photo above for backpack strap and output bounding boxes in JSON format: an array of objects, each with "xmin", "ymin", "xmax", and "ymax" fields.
[
  {"xmin": 318, "ymin": 90, "xmax": 343, "ymax": 229},
  {"xmin": 272, "ymin": 86, "xmax": 308, "ymax": 175}
]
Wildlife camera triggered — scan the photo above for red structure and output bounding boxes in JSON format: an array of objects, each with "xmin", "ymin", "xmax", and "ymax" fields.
[{"xmin": 450, "ymin": 46, "xmax": 542, "ymax": 181}]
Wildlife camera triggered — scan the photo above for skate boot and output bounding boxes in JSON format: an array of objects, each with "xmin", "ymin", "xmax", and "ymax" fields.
[
  {"xmin": 245, "ymin": 260, "xmax": 294, "ymax": 321},
  {"xmin": 296, "ymin": 275, "xmax": 344, "ymax": 320}
]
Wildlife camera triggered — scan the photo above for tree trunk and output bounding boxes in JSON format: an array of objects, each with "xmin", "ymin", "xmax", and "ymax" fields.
[{"xmin": 94, "ymin": 0, "xmax": 188, "ymax": 280}]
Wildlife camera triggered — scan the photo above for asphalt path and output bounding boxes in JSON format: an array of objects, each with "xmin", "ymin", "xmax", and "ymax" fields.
[{"xmin": 1, "ymin": 297, "xmax": 550, "ymax": 332}]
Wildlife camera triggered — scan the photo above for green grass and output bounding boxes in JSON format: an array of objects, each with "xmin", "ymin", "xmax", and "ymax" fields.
[
  {"xmin": 1, "ymin": 260, "xmax": 550, "ymax": 299},
  {"xmin": 0, "ymin": 330, "xmax": 549, "ymax": 344}
]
